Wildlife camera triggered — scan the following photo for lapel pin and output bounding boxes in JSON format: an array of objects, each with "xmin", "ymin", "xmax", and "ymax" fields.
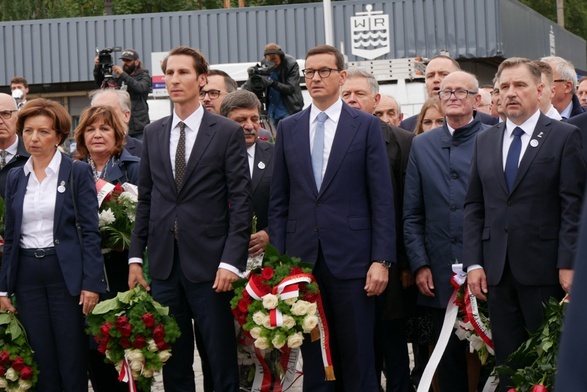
[
  {"xmin": 530, "ymin": 139, "xmax": 539, "ymax": 148},
  {"xmin": 258, "ymin": 161, "xmax": 266, "ymax": 170},
  {"xmin": 537, "ymin": 132, "xmax": 544, "ymax": 138},
  {"xmin": 57, "ymin": 180, "xmax": 66, "ymax": 193}
]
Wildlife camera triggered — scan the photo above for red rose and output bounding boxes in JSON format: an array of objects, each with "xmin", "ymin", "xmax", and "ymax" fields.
[
  {"xmin": 0, "ymin": 350, "xmax": 10, "ymax": 365},
  {"xmin": 119, "ymin": 324, "xmax": 132, "ymax": 338},
  {"xmin": 153, "ymin": 325, "xmax": 166, "ymax": 343},
  {"xmin": 261, "ymin": 267, "xmax": 274, "ymax": 280},
  {"xmin": 132, "ymin": 335, "xmax": 147, "ymax": 349},
  {"xmin": 156, "ymin": 341, "xmax": 170, "ymax": 351},
  {"xmin": 141, "ymin": 313, "xmax": 156, "ymax": 328},
  {"xmin": 115, "ymin": 316, "xmax": 129, "ymax": 329},
  {"xmin": 104, "ymin": 193, "xmax": 112, "ymax": 203},
  {"xmin": 532, "ymin": 386, "xmax": 548, "ymax": 392},
  {"xmin": 120, "ymin": 338, "xmax": 131, "ymax": 348},
  {"xmin": 238, "ymin": 297, "xmax": 252, "ymax": 313},
  {"xmin": 0, "ymin": 365, "xmax": 5, "ymax": 377},
  {"xmin": 11, "ymin": 356, "xmax": 24, "ymax": 371},
  {"xmin": 100, "ymin": 322, "xmax": 112, "ymax": 337},
  {"xmin": 291, "ymin": 267, "xmax": 304, "ymax": 275},
  {"xmin": 303, "ymin": 292, "xmax": 317, "ymax": 302},
  {"xmin": 98, "ymin": 342, "xmax": 108, "ymax": 354},
  {"xmin": 237, "ymin": 314, "xmax": 247, "ymax": 325},
  {"xmin": 242, "ymin": 289, "xmax": 251, "ymax": 299},
  {"xmin": 507, "ymin": 389, "xmax": 517, "ymax": 392},
  {"xmin": 259, "ymin": 137, "xmax": 268, "ymax": 141},
  {"xmin": 19, "ymin": 366, "xmax": 33, "ymax": 381},
  {"xmin": 114, "ymin": 182, "xmax": 124, "ymax": 192}
]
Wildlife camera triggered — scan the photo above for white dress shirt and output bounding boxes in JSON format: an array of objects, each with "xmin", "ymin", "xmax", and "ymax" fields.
[
  {"xmin": 309, "ymin": 99, "xmax": 343, "ymax": 179},
  {"xmin": 20, "ymin": 151, "xmax": 61, "ymax": 248},
  {"xmin": 169, "ymin": 106, "xmax": 204, "ymax": 176},
  {"xmin": 1, "ymin": 136, "xmax": 19, "ymax": 167},
  {"xmin": 560, "ymin": 100, "xmax": 573, "ymax": 120},
  {"xmin": 247, "ymin": 144, "xmax": 256, "ymax": 179},
  {"xmin": 545, "ymin": 105, "xmax": 562, "ymax": 121}
]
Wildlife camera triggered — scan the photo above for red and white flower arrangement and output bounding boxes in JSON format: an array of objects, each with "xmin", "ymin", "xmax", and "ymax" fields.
[
  {"xmin": 86, "ymin": 285, "xmax": 181, "ymax": 391},
  {"xmin": 0, "ymin": 311, "xmax": 38, "ymax": 391}
]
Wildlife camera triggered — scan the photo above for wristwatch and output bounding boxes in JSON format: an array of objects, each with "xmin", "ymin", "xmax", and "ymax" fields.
[{"xmin": 375, "ymin": 260, "xmax": 393, "ymax": 269}]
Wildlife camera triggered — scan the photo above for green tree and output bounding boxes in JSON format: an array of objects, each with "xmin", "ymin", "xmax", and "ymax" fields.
[{"xmin": 519, "ymin": 0, "xmax": 587, "ymax": 41}]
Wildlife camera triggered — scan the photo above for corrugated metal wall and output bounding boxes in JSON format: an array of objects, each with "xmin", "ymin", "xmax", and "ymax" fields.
[{"xmin": 0, "ymin": 0, "xmax": 584, "ymax": 87}]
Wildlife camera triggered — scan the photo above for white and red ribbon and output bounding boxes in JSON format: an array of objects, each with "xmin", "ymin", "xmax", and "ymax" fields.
[{"xmin": 117, "ymin": 356, "xmax": 137, "ymax": 392}]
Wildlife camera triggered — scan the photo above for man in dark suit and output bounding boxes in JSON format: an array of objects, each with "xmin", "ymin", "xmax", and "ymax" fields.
[
  {"xmin": 463, "ymin": 58, "xmax": 586, "ymax": 391},
  {"xmin": 90, "ymin": 89, "xmax": 143, "ymax": 158},
  {"xmin": 128, "ymin": 46, "xmax": 252, "ymax": 392},
  {"xmin": 569, "ymin": 111, "xmax": 587, "ymax": 162},
  {"xmin": 341, "ymin": 66, "xmax": 414, "ymax": 392},
  {"xmin": 0, "ymin": 93, "xmax": 29, "ymax": 199},
  {"xmin": 220, "ymin": 90, "xmax": 274, "ymax": 257},
  {"xmin": 541, "ymin": 56, "xmax": 586, "ymax": 120},
  {"xmin": 269, "ymin": 45, "xmax": 395, "ymax": 391}
]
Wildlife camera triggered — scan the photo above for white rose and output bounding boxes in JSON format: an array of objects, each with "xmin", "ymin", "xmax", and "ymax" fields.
[
  {"xmin": 131, "ymin": 371, "xmax": 139, "ymax": 380},
  {"xmin": 0, "ymin": 378, "xmax": 7, "ymax": 388},
  {"xmin": 18, "ymin": 379, "xmax": 32, "ymax": 390},
  {"xmin": 287, "ymin": 332, "xmax": 304, "ymax": 349},
  {"xmin": 262, "ymin": 294, "xmax": 279, "ymax": 310},
  {"xmin": 272, "ymin": 334, "xmax": 286, "ymax": 349},
  {"xmin": 126, "ymin": 349, "xmax": 144, "ymax": 363},
  {"xmin": 262, "ymin": 315, "xmax": 276, "ymax": 330},
  {"xmin": 119, "ymin": 191, "xmax": 138, "ymax": 203},
  {"xmin": 252, "ymin": 311, "xmax": 266, "ymax": 325},
  {"xmin": 98, "ymin": 208, "xmax": 116, "ymax": 227},
  {"xmin": 141, "ymin": 368, "xmax": 154, "ymax": 378},
  {"xmin": 158, "ymin": 350, "xmax": 172, "ymax": 362},
  {"xmin": 147, "ymin": 339, "xmax": 158, "ymax": 352},
  {"xmin": 254, "ymin": 337, "xmax": 271, "ymax": 350},
  {"xmin": 105, "ymin": 350, "xmax": 113, "ymax": 361},
  {"xmin": 282, "ymin": 315, "xmax": 296, "ymax": 330},
  {"xmin": 284, "ymin": 298, "xmax": 297, "ymax": 306},
  {"xmin": 115, "ymin": 361, "xmax": 123, "ymax": 372},
  {"xmin": 249, "ymin": 326, "xmax": 262, "ymax": 339},
  {"xmin": 302, "ymin": 315, "xmax": 318, "ymax": 333},
  {"xmin": 291, "ymin": 300, "xmax": 310, "ymax": 316},
  {"xmin": 5, "ymin": 368, "xmax": 18, "ymax": 382},
  {"xmin": 130, "ymin": 360, "xmax": 143, "ymax": 372},
  {"xmin": 307, "ymin": 302, "xmax": 317, "ymax": 316}
]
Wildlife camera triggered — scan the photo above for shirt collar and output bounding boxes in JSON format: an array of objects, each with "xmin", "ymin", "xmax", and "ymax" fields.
[
  {"xmin": 560, "ymin": 100, "xmax": 573, "ymax": 119},
  {"xmin": 310, "ymin": 98, "xmax": 343, "ymax": 124},
  {"xmin": 5, "ymin": 136, "xmax": 19, "ymax": 156},
  {"xmin": 505, "ymin": 109, "xmax": 541, "ymax": 137},
  {"xmin": 23, "ymin": 150, "xmax": 62, "ymax": 176},
  {"xmin": 171, "ymin": 105, "xmax": 204, "ymax": 132},
  {"xmin": 445, "ymin": 116, "xmax": 474, "ymax": 136}
]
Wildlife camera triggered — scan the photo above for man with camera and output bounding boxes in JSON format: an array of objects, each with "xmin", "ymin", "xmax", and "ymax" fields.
[
  {"xmin": 242, "ymin": 43, "xmax": 304, "ymax": 126},
  {"xmin": 93, "ymin": 48, "xmax": 152, "ymax": 140}
]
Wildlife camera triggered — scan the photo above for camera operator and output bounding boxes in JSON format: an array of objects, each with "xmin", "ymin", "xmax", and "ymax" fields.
[
  {"xmin": 242, "ymin": 43, "xmax": 303, "ymax": 126},
  {"xmin": 93, "ymin": 48, "xmax": 152, "ymax": 140}
]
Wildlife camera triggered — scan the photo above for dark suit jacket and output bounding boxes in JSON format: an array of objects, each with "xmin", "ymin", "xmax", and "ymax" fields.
[
  {"xmin": 0, "ymin": 136, "xmax": 30, "ymax": 199},
  {"xmin": 400, "ymin": 110, "xmax": 498, "ymax": 132},
  {"xmin": 568, "ymin": 111, "xmax": 587, "ymax": 163},
  {"xmin": 568, "ymin": 94, "xmax": 586, "ymax": 119},
  {"xmin": 124, "ymin": 135, "xmax": 143, "ymax": 158},
  {"xmin": 129, "ymin": 110, "xmax": 252, "ymax": 282},
  {"xmin": 0, "ymin": 154, "xmax": 104, "ymax": 296},
  {"xmin": 269, "ymin": 103, "xmax": 396, "ymax": 279},
  {"xmin": 462, "ymin": 114, "xmax": 586, "ymax": 285},
  {"xmin": 251, "ymin": 140, "xmax": 274, "ymax": 231}
]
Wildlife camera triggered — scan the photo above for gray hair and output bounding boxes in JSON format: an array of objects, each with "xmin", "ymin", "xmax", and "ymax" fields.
[
  {"xmin": 541, "ymin": 56, "xmax": 578, "ymax": 88},
  {"xmin": 440, "ymin": 70, "xmax": 480, "ymax": 92},
  {"xmin": 220, "ymin": 90, "xmax": 262, "ymax": 118},
  {"xmin": 89, "ymin": 89, "xmax": 131, "ymax": 113},
  {"xmin": 345, "ymin": 66, "xmax": 379, "ymax": 96},
  {"xmin": 380, "ymin": 94, "xmax": 402, "ymax": 114}
]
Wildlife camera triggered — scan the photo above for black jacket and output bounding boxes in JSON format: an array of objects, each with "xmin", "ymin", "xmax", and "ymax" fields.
[
  {"xmin": 94, "ymin": 67, "xmax": 152, "ymax": 137},
  {"xmin": 243, "ymin": 54, "xmax": 304, "ymax": 116},
  {"xmin": 0, "ymin": 137, "xmax": 30, "ymax": 199}
]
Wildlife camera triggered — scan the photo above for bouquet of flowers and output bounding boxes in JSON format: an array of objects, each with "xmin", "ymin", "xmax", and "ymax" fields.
[
  {"xmin": 0, "ymin": 311, "xmax": 38, "ymax": 391},
  {"xmin": 231, "ymin": 245, "xmax": 334, "ymax": 390},
  {"xmin": 497, "ymin": 296, "xmax": 568, "ymax": 392},
  {"xmin": 86, "ymin": 285, "xmax": 181, "ymax": 391},
  {"xmin": 97, "ymin": 182, "xmax": 138, "ymax": 252},
  {"xmin": 454, "ymin": 281, "xmax": 494, "ymax": 366}
]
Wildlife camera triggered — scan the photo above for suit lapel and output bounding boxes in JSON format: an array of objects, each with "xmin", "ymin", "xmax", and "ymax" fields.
[
  {"xmin": 54, "ymin": 153, "xmax": 70, "ymax": 228},
  {"xmin": 291, "ymin": 108, "xmax": 318, "ymax": 195},
  {"xmin": 181, "ymin": 111, "xmax": 215, "ymax": 191},
  {"xmin": 157, "ymin": 117, "xmax": 176, "ymax": 194},
  {"xmin": 492, "ymin": 122, "xmax": 510, "ymax": 195},
  {"xmin": 510, "ymin": 114, "xmax": 551, "ymax": 193},
  {"xmin": 319, "ymin": 105, "xmax": 358, "ymax": 195},
  {"xmin": 252, "ymin": 142, "xmax": 271, "ymax": 192}
]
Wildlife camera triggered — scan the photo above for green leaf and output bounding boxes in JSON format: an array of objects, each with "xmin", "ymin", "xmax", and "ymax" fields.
[
  {"xmin": 116, "ymin": 289, "xmax": 135, "ymax": 304},
  {"xmin": 92, "ymin": 298, "xmax": 120, "ymax": 314},
  {"xmin": 0, "ymin": 313, "xmax": 11, "ymax": 325},
  {"xmin": 8, "ymin": 319, "xmax": 21, "ymax": 340}
]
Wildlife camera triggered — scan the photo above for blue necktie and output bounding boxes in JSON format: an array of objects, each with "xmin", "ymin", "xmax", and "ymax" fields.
[
  {"xmin": 312, "ymin": 112, "xmax": 328, "ymax": 190},
  {"xmin": 504, "ymin": 127, "xmax": 524, "ymax": 192}
]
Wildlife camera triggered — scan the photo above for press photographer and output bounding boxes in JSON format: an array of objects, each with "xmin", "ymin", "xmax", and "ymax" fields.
[
  {"xmin": 242, "ymin": 43, "xmax": 303, "ymax": 126},
  {"xmin": 93, "ymin": 48, "xmax": 152, "ymax": 140}
]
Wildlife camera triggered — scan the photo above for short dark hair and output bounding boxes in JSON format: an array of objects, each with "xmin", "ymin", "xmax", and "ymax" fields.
[
  {"xmin": 10, "ymin": 76, "xmax": 28, "ymax": 88},
  {"xmin": 74, "ymin": 106, "xmax": 127, "ymax": 159},
  {"xmin": 161, "ymin": 46, "xmax": 208, "ymax": 76},
  {"xmin": 306, "ymin": 45, "xmax": 345, "ymax": 71},
  {"xmin": 17, "ymin": 98, "xmax": 70, "ymax": 145},
  {"xmin": 208, "ymin": 69, "xmax": 238, "ymax": 93},
  {"xmin": 220, "ymin": 90, "xmax": 262, "ymax": 118},
  {"xmin": 496, "ymin": 57, "xmax": 541, "ymax": 85}
]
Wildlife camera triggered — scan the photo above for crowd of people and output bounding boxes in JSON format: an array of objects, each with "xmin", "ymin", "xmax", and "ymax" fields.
[{"xmin": 0, "ymin": 42, "xmax": 585, "ymax": 392}]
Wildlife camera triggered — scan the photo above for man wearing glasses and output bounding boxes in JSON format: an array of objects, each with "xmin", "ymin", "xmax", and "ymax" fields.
[
  {"xmin": 199, "ymin": 69, "xmax": 238, "ymax": 114},
  {"xmin": 540, "ymin": 56, "xmax": 585, "ymax": 120},
  {"xmin": 269, "ymin": 45, "xmax": 395, "ymax": 391},
  {"xmin": 404, "ymin": 71, "xmax": 490, "ymax": 392},
  {"xmin": 0, "ymin": 93, "xmax": 29, "ymax": 199}
]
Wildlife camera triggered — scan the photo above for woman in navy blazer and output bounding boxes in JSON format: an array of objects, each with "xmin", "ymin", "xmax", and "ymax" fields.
[{"xmin": 0, "ymin": 99, "xmax": 105, "ymax": 391}]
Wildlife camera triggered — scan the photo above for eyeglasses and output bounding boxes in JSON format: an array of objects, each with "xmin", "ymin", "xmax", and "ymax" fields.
[
  {"xmin": 0, "ymin": 110, "xmax": 18, "ymax": 120},
  {"xmin": 199, "ymin": 89, "xmax": 224, "ymax": 100},
  {"xmin": 438, "ymin": 89, "xmax": 477, "ymax": 101},
  {"xmin": 553, "ymin": 79, "xmax": 568, "ymax": 83},
  {"xmin": 302, "ymin": 68, "xmax": 340, "ymax": 79}
]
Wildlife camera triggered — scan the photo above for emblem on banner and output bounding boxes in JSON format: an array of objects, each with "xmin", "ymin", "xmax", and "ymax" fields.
[{"xmin": 350, "ymin": 4, "xmax": 390, "ymax": 60}]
